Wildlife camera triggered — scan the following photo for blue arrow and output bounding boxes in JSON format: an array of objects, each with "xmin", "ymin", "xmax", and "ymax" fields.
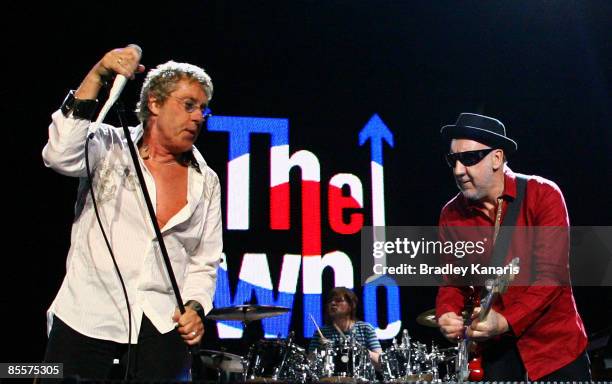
[{"xmin": 358, "ymin": 114, "xmax": 394, "ymax": 165}]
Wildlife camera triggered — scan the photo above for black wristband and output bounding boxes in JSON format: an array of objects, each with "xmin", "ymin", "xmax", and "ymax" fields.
[{"xmin": 60, "ymin": 90, "xmax": 98, "ymax": 120}]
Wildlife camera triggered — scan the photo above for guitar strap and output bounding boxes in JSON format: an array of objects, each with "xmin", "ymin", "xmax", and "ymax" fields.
[{"xmin": 488, "ymin": 174, "xmax": 528, "ymax": 269}]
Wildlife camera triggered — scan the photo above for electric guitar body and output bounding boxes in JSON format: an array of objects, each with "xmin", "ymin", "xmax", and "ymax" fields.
[{"xmin": 456, "ymin": 257, "xmax": 520, "ymax": 382}]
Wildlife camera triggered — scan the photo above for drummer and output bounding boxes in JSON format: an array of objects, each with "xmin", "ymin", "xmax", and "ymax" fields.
[{"xmin": 308, "ymin": 287, "xmax": 382, "ymax": 368}]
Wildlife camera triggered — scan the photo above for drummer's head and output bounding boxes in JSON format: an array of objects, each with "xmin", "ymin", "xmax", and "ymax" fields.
[{"xmin": 326, "ymin": 287, "xmax": 358, "ymax": 321}]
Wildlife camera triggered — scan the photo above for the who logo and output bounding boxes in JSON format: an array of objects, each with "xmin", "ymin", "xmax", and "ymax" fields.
[{"xmin": 208, "ymin": 114, "xmax": 400, "ymax": 339}]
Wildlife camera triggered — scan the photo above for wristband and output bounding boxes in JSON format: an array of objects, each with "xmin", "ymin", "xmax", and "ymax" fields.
[{"xmin": 60, "ymin": 90, "xmax": 98, "ymax": 120}]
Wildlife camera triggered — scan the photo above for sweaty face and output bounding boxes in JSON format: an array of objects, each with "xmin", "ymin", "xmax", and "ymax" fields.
[
  {"xmin": 149, "ymin": 79, "xmax": 208, "ymax": 154},
  {"xmin": 449, "ymin": 139, "xmax": 498, "ymax": 201}
]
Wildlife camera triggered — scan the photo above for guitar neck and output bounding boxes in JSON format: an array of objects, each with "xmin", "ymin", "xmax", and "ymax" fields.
[{"xmin": 478, "ymin": 291, "xmax": 498, "ymax": 321}]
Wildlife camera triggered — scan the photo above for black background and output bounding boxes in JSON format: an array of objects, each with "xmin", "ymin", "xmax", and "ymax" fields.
[{"xmin": 3, "ymin": 0, "xmax": 612, "ymax": 376}]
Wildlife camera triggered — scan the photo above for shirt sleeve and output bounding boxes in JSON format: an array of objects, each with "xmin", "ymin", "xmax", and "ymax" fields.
[
  {"xmin": 435, "ymin": 211, "xmax": 469, "ymax": 318},
  {"xmin": 436, "ymin": 286, "xmax": 469, "ymax": 318},
  {"xmin": 362, "ymin": 322, "xmax": 382, "ymax": 351},
  {"xmin": 182, "ymin": 170, "xmax": 223, "ymax": 315},
  {"xmin": 42, "ymin": 109, "xmax": 121, "ymax": 177},
  {"xmin": 499, "ymin": 179, "xmax": 569, "ymax": 337}
]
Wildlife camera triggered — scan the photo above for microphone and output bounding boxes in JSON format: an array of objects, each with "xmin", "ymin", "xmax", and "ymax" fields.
[
  {"xmin": 108, "ymin": 44, "xmax": 142, "ymax": 105},
  {"xmin": 93, "ymin": 44, "xmax": 142, "ymax": 129}
]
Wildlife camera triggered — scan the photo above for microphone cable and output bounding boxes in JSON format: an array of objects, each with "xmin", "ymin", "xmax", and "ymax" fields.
[
  {"xmin": 85, "ymin": 127, "xmax": 133, "ymax": 380},
  {"xmin": 82, "ymin": 45, "xmax": 142, "ymax": 379}
]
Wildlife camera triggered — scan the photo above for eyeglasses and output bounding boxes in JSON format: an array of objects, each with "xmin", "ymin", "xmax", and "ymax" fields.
[
  {"xmin": 170, "ymin": 96, "xmax": 212, "ymax": 119},
  {"xmin": 445, "ymin": 148, "xmax": 495, "ymax": 168}
]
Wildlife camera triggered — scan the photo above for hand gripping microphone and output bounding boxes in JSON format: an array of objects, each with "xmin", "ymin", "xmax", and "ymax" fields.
[{"xmin": 93, "ymin": 44, "xmax": 142, "ymax": 129}]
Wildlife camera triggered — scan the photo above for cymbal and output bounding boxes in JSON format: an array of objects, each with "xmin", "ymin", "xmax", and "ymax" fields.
[
  {"xmin": 206, "ymin": 304, "xmax": 290, "ymax": 322},
  {"xmin": 199, "ymin": 349, "xmax": 244, "ymax": 373},
  {"xmin": 416, "ymin": 308, "xmax": 438, "ymax": 327}
]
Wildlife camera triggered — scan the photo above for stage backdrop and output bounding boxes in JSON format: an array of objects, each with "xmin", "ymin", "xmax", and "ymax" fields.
[{"xmin": 4, "ymin": 0, "xmax": 611, "ymax": 367}]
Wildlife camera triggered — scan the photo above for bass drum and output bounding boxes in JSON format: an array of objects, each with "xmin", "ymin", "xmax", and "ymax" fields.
[
  {"xmin": 378, "ymin": 327, "xmax": 459, "ymax": 383},
  {"xmin": 243, "ymin": 339, "xmax": 309, "ymax": 382},
  {"xmin": 380, "ymin": 352, "xmax": 433, "ymax": 382},
  {"xmin": 312, "ymin": 340, "xmax": 375, "ymax": 383}
]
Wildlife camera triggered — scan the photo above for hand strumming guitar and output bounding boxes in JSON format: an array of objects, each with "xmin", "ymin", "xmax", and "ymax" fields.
[
  {"xmin": 466, "ymin": 307, "xmax": 509, "ymax": 341},
  {"xmin": 438, "ymin": 312, "xmax": 465, "ymax": 342}
]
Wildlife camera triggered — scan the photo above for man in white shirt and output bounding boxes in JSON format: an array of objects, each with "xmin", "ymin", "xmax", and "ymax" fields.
[{"xmin": 42, "ymin": 45, "xmax": 222, "ymax": 380}]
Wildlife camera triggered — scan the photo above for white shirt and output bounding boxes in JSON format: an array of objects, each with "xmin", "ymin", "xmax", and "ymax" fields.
[{"xmin": 42, "ymin": 110, "xmax": 222, "ymax": 344}]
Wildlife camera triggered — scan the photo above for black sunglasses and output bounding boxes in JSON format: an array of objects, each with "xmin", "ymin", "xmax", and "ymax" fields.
[{"xmin": 445, "ymin": 148, "xmax": 495, "ymax": 168}]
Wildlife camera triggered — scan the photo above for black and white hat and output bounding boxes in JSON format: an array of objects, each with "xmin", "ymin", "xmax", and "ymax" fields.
[{"xmin": 440, "ymin": 113, "xmax": 517, "ymax": 153}]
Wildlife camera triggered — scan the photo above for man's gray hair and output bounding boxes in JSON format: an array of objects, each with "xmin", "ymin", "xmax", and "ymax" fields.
[{"xmin": 136, "ymin": 60, "xmax": 213, "ymax": 124}]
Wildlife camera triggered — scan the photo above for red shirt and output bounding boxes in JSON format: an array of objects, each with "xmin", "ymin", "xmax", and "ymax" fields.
[{"xmin": 435, "ymin": 168, "xmax": 588, "ymax": 380}]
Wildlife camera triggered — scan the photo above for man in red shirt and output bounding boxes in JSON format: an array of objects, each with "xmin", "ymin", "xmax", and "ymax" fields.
[{"xmin": 435, "ymin": 113, "xmax": 590, "ymax": 381}]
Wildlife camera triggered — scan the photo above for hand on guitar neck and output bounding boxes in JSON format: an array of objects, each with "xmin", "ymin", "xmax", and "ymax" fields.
[
  {"xmin": 439, "ymin": 257, "xmax": 520, "ymax": 382},
  {"xmin": 440, "ymin": 257, "xmax": 519, "ymax": 343},
  {"xmin": 449, "ymin": 295, "xmax": 511, "ymax": 382}
]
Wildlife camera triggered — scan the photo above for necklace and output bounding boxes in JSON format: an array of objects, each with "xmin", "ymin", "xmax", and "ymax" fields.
[{"xmin": 139, "ymin": 143, "xmax": 151, "ymax": 159}]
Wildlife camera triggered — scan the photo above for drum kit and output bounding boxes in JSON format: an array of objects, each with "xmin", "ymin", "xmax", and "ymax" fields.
[
  {"xmin": 379, "ymin": 330, "xmax": 457, "ymax": 383},
  {"xmin": 310, "ymin": 336, "xmax": 376, "ymax": 382},
  {"xmin": 202, "ymin": 306, "xmax": 458, "ymax": 383}
]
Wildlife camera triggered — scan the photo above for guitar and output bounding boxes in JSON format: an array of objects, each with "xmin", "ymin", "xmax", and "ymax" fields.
[{"xmin": 455, "ymin": 257, "xmax": 520, "ymax": 382}]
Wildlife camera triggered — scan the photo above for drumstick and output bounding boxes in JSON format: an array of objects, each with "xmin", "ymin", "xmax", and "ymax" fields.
[{"xmin": 309, "ymin": 314, "xmax": 328, "ymax": 342}]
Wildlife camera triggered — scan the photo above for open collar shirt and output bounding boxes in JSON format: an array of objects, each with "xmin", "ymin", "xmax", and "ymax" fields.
[
  {"xmin": 435, "ymin": 168, "xmax": 587, "ymax": 379},
  {"xmin": 43, "ymin": 110, "xmax": 222, "ymax": 344}
]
